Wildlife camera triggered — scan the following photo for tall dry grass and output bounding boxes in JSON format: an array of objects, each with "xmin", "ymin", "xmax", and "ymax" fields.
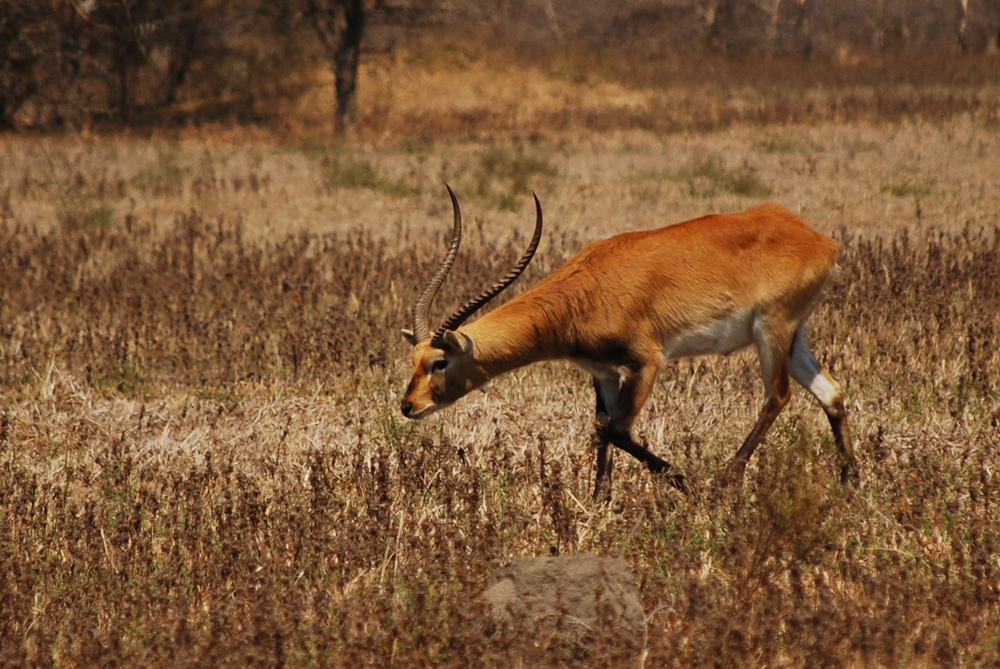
[
  {"xmin": 2, "ymin": 50, "xmax": 999, "ymax": 666},
  {"xmin": 2, "ymin": 182, "xmax": 998, "ymax": 666}
]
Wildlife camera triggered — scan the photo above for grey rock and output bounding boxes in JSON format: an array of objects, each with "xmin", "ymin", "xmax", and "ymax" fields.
[{"xmin": 481, "ymin": 552, "xmax": 646, "ymax": 666}]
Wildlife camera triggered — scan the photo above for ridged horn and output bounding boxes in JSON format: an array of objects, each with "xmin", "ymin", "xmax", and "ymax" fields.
[
  {"xmin": 431, "ymin": 194, "xmax": 543, "ymax": 348},
  {"xmin": 412, "ymin": 185, "xmax": 463, "ymax": 343}
]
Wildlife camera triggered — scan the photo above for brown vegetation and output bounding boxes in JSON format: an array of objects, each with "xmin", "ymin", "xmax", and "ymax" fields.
[
  {"xmin": 4, "ymin": 0, "xmax": 1000, "ymax": 130},
  {"xmin": 2, "ymin": 47, "xmax": 999, "ymax": 666}
]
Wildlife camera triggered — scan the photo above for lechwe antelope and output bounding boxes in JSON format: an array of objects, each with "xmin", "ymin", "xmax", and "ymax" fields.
[{"xmin": 401, "ymin": 186, "xmax": 858, "ymax": 498}]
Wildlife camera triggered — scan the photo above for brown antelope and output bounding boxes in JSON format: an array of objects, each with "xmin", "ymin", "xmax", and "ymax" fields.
[{"xmin": 401, "ymin": 186, "xmax": 858, "ymax": 498}]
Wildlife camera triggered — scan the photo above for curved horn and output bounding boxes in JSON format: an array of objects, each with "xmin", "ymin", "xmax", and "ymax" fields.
[
  {"xmin": 431, "ymin": 194, "xmax": 543, "ymax": 347},
  {"xmin": 412, "ymin": 185, "xmax": 463, "ymax": 343}
]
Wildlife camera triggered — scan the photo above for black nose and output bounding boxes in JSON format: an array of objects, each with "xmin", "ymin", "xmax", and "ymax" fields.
[{"xmin": 401, "ymin": 402, "xmax": 414, "ymax": 418}]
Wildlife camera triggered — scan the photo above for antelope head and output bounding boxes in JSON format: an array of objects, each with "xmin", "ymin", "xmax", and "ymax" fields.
[{"xmin": 400, "ymin": 185, "xmax": 543, "ymax": 419}]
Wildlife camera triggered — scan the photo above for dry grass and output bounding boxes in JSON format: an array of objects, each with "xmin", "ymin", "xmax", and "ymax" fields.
[{"xmin": 2, "ymin": 48, "xmax": 999, "ymax": 666}]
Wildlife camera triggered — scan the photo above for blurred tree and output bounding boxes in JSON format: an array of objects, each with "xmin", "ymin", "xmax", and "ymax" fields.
[
  {"xmin": 299, "ymin": 0, "xmax": 436, "ymax": 133},
  {"xmin": 304, "ymin": 0, "xmax": 367, "ymax": 133},
  {"xmin": 0, "ymin": 0, "xmax": 302, "ymax": 128},
  {"xmin": 957, "ymin": 0, "xmax": 972, "ymax": 51},
  {"xmin": 0, "ymin": 1, "xmax": 93, "ymax": 128},
  {"xmin": 89, "ymin": 0, "xmax": 151, "ymax": 122},
  {"xmin": 79, "ymin": 0, "xmax": 238, "ymax": 121},
  {"xmin": 699, "ymin": 0, "xmax": 735, "ymax": 52},
  {"xmin": 781, "ymin": 0, "xmax": 814, "ymax": 58},
  {"xmin": 0, "ymin": 2, "xmax": 44, "ymax": 129},
  {"xmin": 961, "ymin": 0, "xmax": 1000, "ymax": 52},
  {"xmin": 2, "ymin": 0, "xmax": 999, "ymax": 131}
]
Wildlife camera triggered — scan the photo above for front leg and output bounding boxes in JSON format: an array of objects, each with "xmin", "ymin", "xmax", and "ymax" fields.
[
  {"xmin": 599, "ymin": 422, "xmax": 687, "ymax": 493},
  {"xmin": 592, "ymin": 362, "xmax": 687, "ymax": 496},
  {"xmin": 594, "ymin": 437, "xmax": 614, "ymax": 501},
  {"xmin": 592, "ymin": 378, "xmax": 615, "ymax": 501}
]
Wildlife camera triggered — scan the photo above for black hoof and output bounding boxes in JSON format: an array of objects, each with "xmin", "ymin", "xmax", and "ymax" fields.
[
  {"xmin": 666, "ymin": 472, "xmax": 688, "ymax": 494},
  {"xmin": 718, "ymin": 461, "xmax": 747, "ymax": 490},
  {"xmin": 648, "ymin": 459, "xmax": 688, "ymax": 494},
  {"xmin": 646, "ymin": 455, "xmax": 670, "ymax": 474},
  {"xmin": 840, "ymin": 460, "xmax": 860, "ymax": 487}
]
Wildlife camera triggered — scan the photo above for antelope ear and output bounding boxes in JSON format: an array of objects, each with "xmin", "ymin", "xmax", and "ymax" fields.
[
  {"xmin": 401, "ymin": 329, "xmax": 417, "ymax": 346},
  {"xmin": 441, "ymin": 329, "xmax": 474, "ymax": 355}
]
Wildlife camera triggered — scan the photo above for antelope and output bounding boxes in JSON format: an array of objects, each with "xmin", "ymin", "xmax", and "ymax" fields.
[{"xmin": 400, "ymin": 186, "xmax": 858, "ymax": 499}]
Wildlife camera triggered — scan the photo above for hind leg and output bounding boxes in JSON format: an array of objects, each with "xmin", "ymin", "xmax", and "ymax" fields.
[
  {"xmin": 789, "ymin": 326, "xmax": 858, "ymax": 484},
  {"xmin": 725, "ymin": 320, "xmax": 794, "ymax": 483}
]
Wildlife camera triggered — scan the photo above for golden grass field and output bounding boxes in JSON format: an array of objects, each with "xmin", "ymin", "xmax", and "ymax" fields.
[{"xmin": 1, "ymin": 47, "xmax": 999, "ymax": 666}]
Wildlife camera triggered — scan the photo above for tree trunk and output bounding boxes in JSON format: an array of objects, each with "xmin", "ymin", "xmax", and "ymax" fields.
[
  {"xmin": 333, "ymin": 0, "xmax": 364, "ymax": 132},
  {"xmin": 306, "ymin": 0, "xmax": 366, "ymax": 134}
]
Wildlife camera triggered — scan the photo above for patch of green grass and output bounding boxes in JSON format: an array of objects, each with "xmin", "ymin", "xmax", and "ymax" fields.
[
  {"xmin": 754, "ymin": 136, "xmax": 812, "ymax": 154},
  {"xmin": 844, "ymin": 138, "xmax": 880, "ymax": 158},
  {"xmin": 633, "ymin": 184, "xmax": 662, "ymax": 202},
  {"xmin": 674, "ymin": 155, "xmax": 772, "ymax": 199},
  {"xmin": 277, "ymin": 140, "xmax": 418, "ymax": 195},
  {"xmin": 398, "ymin": 133, "xmax": 435, "ymax": 156},
  {"xmin": 320, "ymin": 154, "xmax": 420, "ymax": 197},
  {"xmin": 38, "ymin": 151, "xmax": 119, "ymax": 232},
  {"xmin": 881, "ymin": 178, "xmax": 933, "ymax": 198},
  {"xmin": 58, "ymin": 200, "xmax": 115, "ymax": 232},
  {"xmin": 93, "ymin": 360, "xmax": 145, "ymax": 397},
  {"xmin": 130, "ymin": 152, "xmax": 185, "ymax": 196},
  {"xmin": 372, "ymin": 406, "xmax": 421, "ymax": 450},
  {"xmin": 323, "ymin": 156, "xmax": 382, "ymax": 190},
  {"xmin": 471, "ymin": 145, "xmax": 558, "ymax": 210},
  {"xmin": 198, "ymin": 386, "xmax": 244, "ymax": 408}
]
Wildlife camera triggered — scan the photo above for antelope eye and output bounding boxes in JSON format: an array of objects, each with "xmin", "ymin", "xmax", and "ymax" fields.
[{"xmin": 430, "ymin": 359, "xmax": 451, "ymax": 373}]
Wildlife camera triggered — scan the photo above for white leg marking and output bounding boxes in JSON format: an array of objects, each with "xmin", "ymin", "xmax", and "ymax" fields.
[
  {"xmin": 807, "ymin": 372, "xmax": 841, "ymax": 407},
  {"xmin": 789, "ymin": 327, "xmax": 841, "ymax": 408}
]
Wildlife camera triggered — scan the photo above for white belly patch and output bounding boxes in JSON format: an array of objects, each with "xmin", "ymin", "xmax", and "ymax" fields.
[{"xmin": 662, "ymin": 308, "xmax": 756, "ymax": 359}]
